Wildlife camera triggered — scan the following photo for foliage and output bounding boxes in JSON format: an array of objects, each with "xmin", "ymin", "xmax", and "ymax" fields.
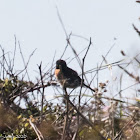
[{"xmin": 0, "ymin": 1, "xmax": 140, "ymax": 140}]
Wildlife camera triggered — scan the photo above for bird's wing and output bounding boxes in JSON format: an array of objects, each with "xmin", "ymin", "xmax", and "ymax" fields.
[{"xmin": 66, "ymin": 67, "xmax": 79, "ymax": 78}]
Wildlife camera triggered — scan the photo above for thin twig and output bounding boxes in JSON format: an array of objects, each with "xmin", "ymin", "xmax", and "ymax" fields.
[
  {"xmin": 113, "ymin": 113, "xmax": 136, "ymax": 140},
  {"xmin": 90, "ymin": 43, "xmax": 116, "ymax": 84},
  {"xmin": 118, "ymin": 65, "xmax": 139, "ymax": 82},
  {"xmin": 56, "ymin": 6, "xmax": 82, "ymax": 68},
  {"xmin": 11, "ymin": 35, "xmax": 17, "ymax": 72},
  {"xmin": 60, "ymin": 42, "xmax": 68, "ymax": 59},
  {"xmin": 133, "ymin": 24, "xmax": 140, "ymax": 36},
  {"xmin": 62, "ymin": 87, "xmax": 69, "ymax": 140},
  {"xmin": 16, "ymin": 47, "xmax": 37, "ymax": 77},
  {"xmin": 18, "ymin": 41, "xmax": 30, "ymax": 81},
  {"xmin": 75, "ymin": 38, "xmax": 92, "ymax": 139},
  {"xmin": 38, "ymin": 62, "xmax": 45, "ymax": 120},
  {"xmin": 50, "ymin": 51, "xmax": 56, "ymax": 80},
  {"xmin": 29, "ymin": 118, "xmax": 44, "ymax": 140}
]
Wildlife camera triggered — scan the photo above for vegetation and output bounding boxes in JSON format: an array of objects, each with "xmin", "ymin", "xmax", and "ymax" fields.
[{"xmin": 0, "ymin": 1, "xmax": 140, "ymax": 140}]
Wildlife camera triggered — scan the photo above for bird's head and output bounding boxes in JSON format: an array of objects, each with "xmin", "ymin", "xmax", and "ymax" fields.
[{"xmin": 56, "ymin": 59, "xmax": 67, "ymax": 69}]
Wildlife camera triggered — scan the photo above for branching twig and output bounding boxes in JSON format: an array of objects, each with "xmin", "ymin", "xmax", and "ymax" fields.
[
  {"xmin": 76, "ymin": 38, "xmax": 92, "ymax": 139},
  {"xmin": 56, "ymin": 6, "xmax": 82, "ymax": 68},
  {"xmin": 63, "ymin": 88, "xmax": 106, "ymax": 140},
  {"xmin": 16, "ymin": 47, "xmax": 37, "ymax": 77}
]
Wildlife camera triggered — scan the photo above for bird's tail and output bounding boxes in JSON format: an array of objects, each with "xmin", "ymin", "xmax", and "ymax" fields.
[{"xmin": 83, "ymin": 83, "xmax": 95, "ymax": 92}]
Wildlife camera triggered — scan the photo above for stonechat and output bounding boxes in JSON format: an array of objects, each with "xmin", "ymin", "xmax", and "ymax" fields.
[{"xmin": 55, "ymin": 59, "xmax": 95, "ymax": 92}]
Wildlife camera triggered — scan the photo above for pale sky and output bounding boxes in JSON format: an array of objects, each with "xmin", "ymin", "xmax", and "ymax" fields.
[{"xmin": 0, "ymin": 0, "xmax": 140, "ymax": 101}]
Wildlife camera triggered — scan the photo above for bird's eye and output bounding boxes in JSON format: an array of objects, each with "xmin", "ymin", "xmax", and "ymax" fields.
[{"xmin": 56, "ymin": 64, "xmax": 59, "ymax": 69}]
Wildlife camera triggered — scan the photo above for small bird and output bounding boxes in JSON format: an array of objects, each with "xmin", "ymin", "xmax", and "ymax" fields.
[
  {"xmin": 55, "ymin": 59, "xmax": 81, "ymax": 88},
  {"xmin": 55, "ymin": 59, "xmax": 95, "ymax": 92}
]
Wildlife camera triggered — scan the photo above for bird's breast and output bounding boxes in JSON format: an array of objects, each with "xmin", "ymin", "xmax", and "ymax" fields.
[{"xmin": 55, "ymin": 69, "xmax": 64, "ymax": 80}]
